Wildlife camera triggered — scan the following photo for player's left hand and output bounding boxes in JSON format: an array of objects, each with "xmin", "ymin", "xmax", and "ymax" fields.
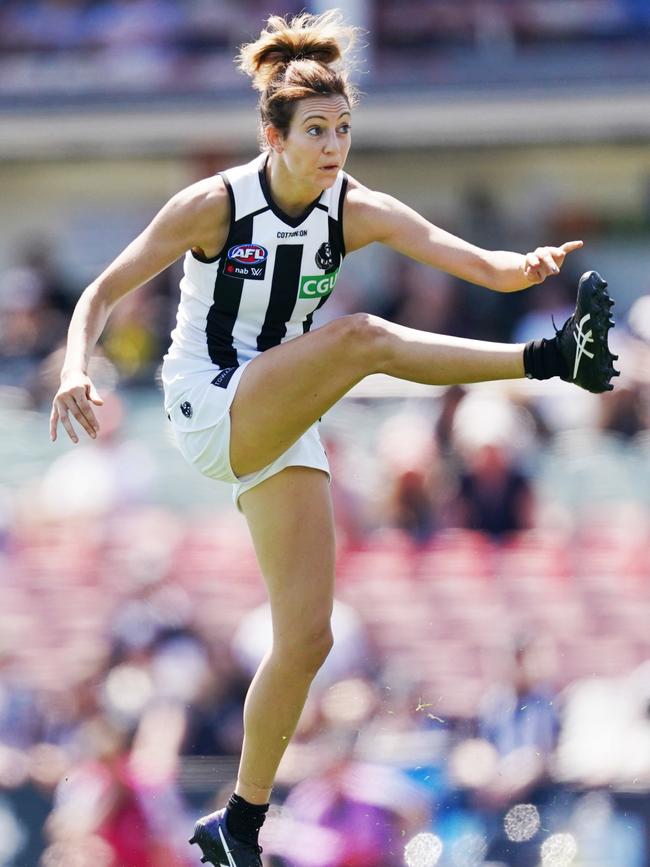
[{"xmin": 523, "ymin": 240, "xmax": 583, "ymax": 284}]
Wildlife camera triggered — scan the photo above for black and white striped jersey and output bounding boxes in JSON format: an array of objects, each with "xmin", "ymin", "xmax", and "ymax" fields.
[{"xmin": 164, "ymin": 153, "xmax": 347, "ymax": 376}]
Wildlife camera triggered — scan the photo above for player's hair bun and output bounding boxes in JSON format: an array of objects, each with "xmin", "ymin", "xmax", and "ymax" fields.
[{"xmin": 238, "ymin": 10, "xmax": 356, "ymax": 92}]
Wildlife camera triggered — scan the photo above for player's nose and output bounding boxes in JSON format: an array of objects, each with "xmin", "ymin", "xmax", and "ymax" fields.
[{"xmin": 322, "ymin": 130, "xmax": 338, "ymax": 153}]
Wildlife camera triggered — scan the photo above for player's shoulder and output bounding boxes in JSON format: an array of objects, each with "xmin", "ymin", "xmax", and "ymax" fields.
[
  {"xmin": 343, "ymin": 175, "xmax": 394, "ymax": 225},
  {"xmin": 168, "ymin": 174, "xmax": 231, "ymax": 238},
  {"xmin": 175, "ymin": 174, "xmax": 229, "ymax": 211},
  {"xmin": 344, "ymin": 175, "xmax": 390, "ymax": 211},
  {"xmin": 342, "ymin": 176, "xmax": 405, "ymax": 251}
]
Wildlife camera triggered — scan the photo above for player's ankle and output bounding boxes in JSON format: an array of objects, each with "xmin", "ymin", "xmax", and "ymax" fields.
[
  {"xmin": 225, "ymin": 793, "xmax": 269, "ymax": 845},
  {"xmin": 523, "ymin": 337, "xmax": 569, "ymax": 381}
]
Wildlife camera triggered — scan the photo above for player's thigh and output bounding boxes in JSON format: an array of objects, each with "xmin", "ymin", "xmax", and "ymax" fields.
[
  {"xmin": 229, "ymin": 314, "xmax": 385, "ymax": 477},
  {"xmin": 239, "ymin": 466, "xmax": 336, "ymax": 654}
]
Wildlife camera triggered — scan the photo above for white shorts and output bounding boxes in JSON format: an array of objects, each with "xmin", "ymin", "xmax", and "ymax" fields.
[{"xmin": 162, "ymin": 357, "xmax": 330, "ymax": 511}]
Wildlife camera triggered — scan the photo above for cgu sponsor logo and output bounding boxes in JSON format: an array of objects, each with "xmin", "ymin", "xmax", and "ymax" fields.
[
  {"xmin": 299, "ymin": 268, "xmax": 340, "ymax": 299},
  {"xmin": 227, "ymin": 244, "xmax": 268, "ymax": 264}
]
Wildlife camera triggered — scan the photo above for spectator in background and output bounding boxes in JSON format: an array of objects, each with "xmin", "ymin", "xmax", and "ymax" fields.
[
  {"xmin": 598, "ymin": 381, "xmax": 646, "ymax": 438},
  {"xmin": 453, "ymin": 441, "xmax": 533, "ymax": 537},
  {"xmin": 179, "ymin": 642, "xmax": 249, "ymax": 759},
  {"xmin": 275, "ymin": 737, "xmax": 430, "ymax": 867},
  {"xmin": 450, "ymin": 634, "xmax": 562, "ymax": 866},
  {"xmin": 450, "ymin": 392, "xmax": 536, "ymax": 537},
  {"xmin": 478, "ymin": 636, "xmax": 560, "ymax": 777},
  {"xmin": 375, "ymin": 411, "xmax": 454, "ymax": 543},
  {"xmin": 434, "ymin": 384, "xmax": 467, "ymax": 454},
  {"xmin": 44, "ymin": 708, "xmax": 189, "ymax": 867},
  {"xmin": 0, "ymin": 247, "xmax": 71, "ymax": 390},
  {"xmin": 450, "ymin": 390, "xmax": 537, "ymax": 538},
  {"xmin": 101, "ymin": 270, "xmax": 177, "ymax": 384}
]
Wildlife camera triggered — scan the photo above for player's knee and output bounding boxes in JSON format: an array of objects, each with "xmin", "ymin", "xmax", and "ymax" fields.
[
  {"xmin": 279, "ymin": 623, "xmax": 334, "ymax": 676},
  {"xmin": 337, "ymin": 313, "xmax": 391, "ymax": 371},
  {"xmin": 301, "ymin": 624, "xmax": 334, "ymax": 674}
]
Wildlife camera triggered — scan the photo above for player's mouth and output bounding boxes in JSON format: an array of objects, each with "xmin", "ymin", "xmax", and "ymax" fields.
[{"xmin": 320, "ymin": 164, "xmax": 339, "ymax": 172}]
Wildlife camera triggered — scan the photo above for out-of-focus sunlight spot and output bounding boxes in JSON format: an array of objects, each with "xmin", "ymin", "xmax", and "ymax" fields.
[
  {"xmin": 404, "ymin": 832, "xmax": 443, "ymax": 867},
  {"xmin": 503, "ymin": 803, "xmax": 541, "ymax": 842},
  {"xmin": 321, "ymin": 677, "xmax": 375, "ymax": 726},
  {"xmin": 541, "ymin": 833, "xmax": 578, "ymax": 866},
  {"xmin": 448, "ymin": 738, "xmax": 499, "ymax": 788},
  {"xmin": 450, "ymin": 832, "xmax": 488, "ymax": 866},
  {"xmin": 103, "ymin": 663, "xmax": 153, "ymax": 718}
]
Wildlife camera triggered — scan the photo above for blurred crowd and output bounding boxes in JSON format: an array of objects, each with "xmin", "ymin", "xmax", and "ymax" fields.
[
  {"xmin": 1, "ymin": 204, "xmax": 650, "ymax": 864},
  {"xmin": 2, "ymin": 35, "xmax": 650, "ymax": 854},
  {"xmin": 2, "ymin": 0, "xmax": 650, "ymax": 99},
  {"xmin": 2, "ymin": 501, "xmax": 650, "ymax": 865}
]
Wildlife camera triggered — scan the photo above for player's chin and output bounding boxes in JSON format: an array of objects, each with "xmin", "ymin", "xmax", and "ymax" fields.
[{"xmin": 317, "ymin": 167, "xmax": 339, "ymax": 187}]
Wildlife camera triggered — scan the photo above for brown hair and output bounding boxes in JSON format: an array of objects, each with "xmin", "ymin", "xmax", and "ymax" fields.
[{"xmin": 237, "ymin": 10, "xmax": 359, "ymax": 144}]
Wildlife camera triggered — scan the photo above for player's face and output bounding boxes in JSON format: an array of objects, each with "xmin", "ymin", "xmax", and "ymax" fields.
[{"xmin": 279, "ymin": 95, "xmax": 352, "ymax": 188}]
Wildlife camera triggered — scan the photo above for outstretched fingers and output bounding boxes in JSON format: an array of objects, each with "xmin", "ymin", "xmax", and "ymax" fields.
[
  {"xmin": 524, "ymin": 240, "xmax": 584, "ymax": 284},
  {"xmin": 560, "ymin": 240, "xmax": 584, "ymax": 255},
  {"xmin": 50, "ymin": 381, "xmax": 102, "ymax": 444},
  {"xmin": 49, "ymin": 405, "xmax": 59, "ymax": 442},
  {"xmin": 53, "ymin": 400, "xmax": 79, "ymax": 444}
]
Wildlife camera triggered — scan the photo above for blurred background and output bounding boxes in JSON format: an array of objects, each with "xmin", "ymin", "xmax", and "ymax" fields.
[{"xmin": 2, "ymin": 1, "xmax": 650, "ymax": 865}]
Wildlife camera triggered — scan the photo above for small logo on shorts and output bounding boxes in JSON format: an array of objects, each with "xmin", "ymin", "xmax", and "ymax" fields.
[
  {"xmin": 315, "ymin": 242, "xmax": 334, "ymax": 270},
  {"xmin": 180, "ymin": 401, "xmax": 193, "ymax": 418},
  {"xmin": 211, "ymin": 366, "xmax": 238, "ymax": 389}
]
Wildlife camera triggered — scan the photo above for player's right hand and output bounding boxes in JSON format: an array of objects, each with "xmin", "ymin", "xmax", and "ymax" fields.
[{"xmin": 50, "ymin": 372, "xmax": 104, "ymax": 444}]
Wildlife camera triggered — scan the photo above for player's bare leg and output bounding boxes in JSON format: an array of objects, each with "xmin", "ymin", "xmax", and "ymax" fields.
[
  {"xmin": 190, "ymin": 467, "xmax": 335, "ymax": 865},
  {"xmin": 234, "ymin": 466, "xmax": 336, "ymax": 802},
  {"xmin": 230, "ymin": 312, "xmax": 524, "ymax": 476}
]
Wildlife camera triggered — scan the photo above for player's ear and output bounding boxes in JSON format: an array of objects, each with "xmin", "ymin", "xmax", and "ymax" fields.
[{"xmin": 265, "ymin": 124, "xmax": 284, "ymax": 154}]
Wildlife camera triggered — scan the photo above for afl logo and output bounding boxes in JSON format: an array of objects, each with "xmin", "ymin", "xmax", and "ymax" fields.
[{"xmin": 228, "ymin": 244, "xmax": 268, "ymax": 264}]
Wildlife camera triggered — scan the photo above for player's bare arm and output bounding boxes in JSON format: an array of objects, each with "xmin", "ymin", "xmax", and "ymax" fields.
[
  {"xmin": 50, "ymin": 176, "xmax": 230, "ymax": 444},
  {"xmin": 343, "ymin": 179, "xmax": 583, "ymax": 292}
]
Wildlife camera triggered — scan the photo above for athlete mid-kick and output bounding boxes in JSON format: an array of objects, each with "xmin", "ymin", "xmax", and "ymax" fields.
[{"xmin": 51, "ymin": 11, "xmax": 618, "ymax": 866}]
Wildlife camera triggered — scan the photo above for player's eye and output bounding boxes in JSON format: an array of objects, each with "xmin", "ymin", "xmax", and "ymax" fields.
[
  {"xmin": 338, "ymin": 124, "xmax": 351, "ymax": 134},
  {"xmin": 307, "ymin": 126, "xmax": 321, "ymax": 136}
]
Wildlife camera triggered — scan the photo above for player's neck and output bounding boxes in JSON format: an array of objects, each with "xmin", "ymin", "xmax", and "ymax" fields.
[{"xmin": 266, "ymin": 156, "xmax": 322, "ymax": 218}]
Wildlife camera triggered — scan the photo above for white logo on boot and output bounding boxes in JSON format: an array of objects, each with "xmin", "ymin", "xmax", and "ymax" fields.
[{"xmin": 573, "ymin": 312, "xmax": 595, "ymax": 379}]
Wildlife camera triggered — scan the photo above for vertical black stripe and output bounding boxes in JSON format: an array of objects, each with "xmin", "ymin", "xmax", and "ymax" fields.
[
  {"xmin": 205, "ymin": 213, "xmax": 254, "ymax": 368},
  {"xmin": 256, "ymin": 244, "xmax": 303, "ymax": 351},
  {"xmin": 302, "ymin": 283, "xmax": 331, "ymax": 334},
  {"xmin": 304, "ymin": 195, "xmax": 346, "ymax": 335},
  {"xmin": 338, "ymin": 175, "xmax": 348, "ymax": 257}
]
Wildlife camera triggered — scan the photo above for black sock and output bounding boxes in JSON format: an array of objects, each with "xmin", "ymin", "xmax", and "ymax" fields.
[
  {"xmin": 523, "ymin": 337, "xmax": 569, "ymax": 381},
  {"xmin": 225, "ymin": 793, "xmax": 269, "ymax": 845}
]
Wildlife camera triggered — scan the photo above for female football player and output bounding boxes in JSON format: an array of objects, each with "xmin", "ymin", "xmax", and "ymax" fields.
[{"xmin": 51, "ymin": 11, "xmax": 617, "ymax": 866}]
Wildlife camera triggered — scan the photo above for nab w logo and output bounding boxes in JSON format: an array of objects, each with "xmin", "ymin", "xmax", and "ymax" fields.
[{"xmin": 299, "ymin": 268, "xmax": 340, "ymax": 299}]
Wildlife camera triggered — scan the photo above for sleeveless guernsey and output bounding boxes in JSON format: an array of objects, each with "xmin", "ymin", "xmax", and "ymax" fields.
[{"xmin": 164, "ymin": 153, "xmax": 348, "ymax": 375}]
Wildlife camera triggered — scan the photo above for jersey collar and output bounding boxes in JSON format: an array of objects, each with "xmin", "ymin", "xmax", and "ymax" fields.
[{"xmin": 258, "ymin": 154, "xmax": 326, "ymax": 229}]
